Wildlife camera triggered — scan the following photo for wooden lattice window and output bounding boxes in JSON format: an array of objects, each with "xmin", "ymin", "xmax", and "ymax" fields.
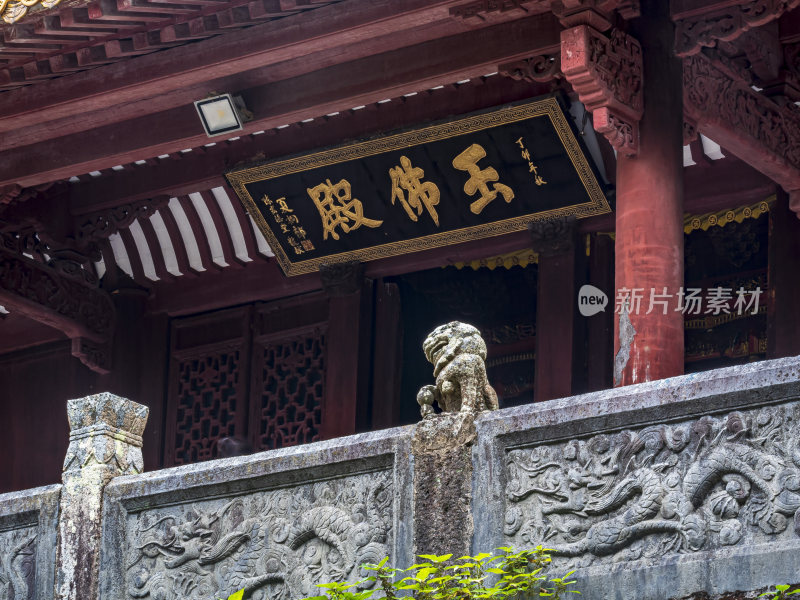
[
  {"xmin": 251, "ymin": 328, "xmax": 326, "ymax": 451},
  {"xmin": 164, "ymin": 295, "xmax": 329, "ymax": 466}
]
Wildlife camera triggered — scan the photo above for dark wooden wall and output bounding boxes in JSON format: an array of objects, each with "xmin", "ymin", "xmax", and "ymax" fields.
[{"xmin": 0, "ymin": 343, "xmax": 96, "ymax": 492}]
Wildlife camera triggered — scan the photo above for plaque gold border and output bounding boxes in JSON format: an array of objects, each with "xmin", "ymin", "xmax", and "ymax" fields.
[{"xmin": 226, "ymin": 97, "xmax": 611, "ymax": 276}]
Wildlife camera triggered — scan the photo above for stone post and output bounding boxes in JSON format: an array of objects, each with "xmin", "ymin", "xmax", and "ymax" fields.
[
  {"xmin": 55, "ymin": 393, "xmax": 149, "ymax": 600},
  {"xmin": 411, "ymin": 413, "xmax": 477, "ymax": 558}
]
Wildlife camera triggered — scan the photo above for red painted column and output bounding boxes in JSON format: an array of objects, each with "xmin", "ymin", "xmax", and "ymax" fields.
[
  {"xmin": 531, "ymin": 218, "xmax": 578, "ymax": 401},
  {"xmin": 586, "ymin": 233, "xmax": 614, "ymax": 391},
  {"xmin": 767, "ymin": 191, "xmax": 800, "ymax": 359},
  {"xmin": 319, "ymin": 262, "xmax": 374, "ymax": 439},
  {"xmin": 614, "ymin": 0, "xmax": 684, "ymax": 386}
]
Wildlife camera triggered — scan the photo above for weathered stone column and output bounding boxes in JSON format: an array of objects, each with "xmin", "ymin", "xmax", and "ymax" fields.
[
  {"xmin": 411, "ymin": 321, "xmax": 498, "ymax": 557},
  {"xmin": 55, "ymin": 393, "xmax": 148, "ymax": 600}
]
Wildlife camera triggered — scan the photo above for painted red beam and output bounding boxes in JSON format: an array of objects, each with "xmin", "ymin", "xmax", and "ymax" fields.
[
  {"xmin": 3, "ymin": 14, "xmax": 560, "ymax": 189},
  {"xmin": 683, "ymin": 154, "xmax": 776, "ymax": 213},
  {"xmin": 672, "ymin": 0, "xmax": 800, "ymax": 56},
  {"xmin": 68, "ymin": 76, "xmax": 552, "ymax": 213},
  {"xmin": 0, "ymin": 0, "xmax": 469, "ymax": 134},
  {"xmin": 0, "ymin": 15, "xmax": 469, "ymax": 151}
]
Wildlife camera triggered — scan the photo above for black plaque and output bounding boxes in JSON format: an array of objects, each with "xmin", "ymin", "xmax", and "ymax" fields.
[{"xmin": 226, "ymin": 96, "xmax": 610, "ymax": 276}]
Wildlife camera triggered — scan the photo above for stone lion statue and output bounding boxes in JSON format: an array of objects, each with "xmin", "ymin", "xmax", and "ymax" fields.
[{"xmin": 416, "ymin": 321, "xmax": 499, "ymax": 418}]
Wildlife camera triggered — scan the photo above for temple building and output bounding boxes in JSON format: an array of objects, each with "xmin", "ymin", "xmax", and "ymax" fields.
[{"xmin": 2, "ymin": 0, "xmax": 800, "ymax": 497}]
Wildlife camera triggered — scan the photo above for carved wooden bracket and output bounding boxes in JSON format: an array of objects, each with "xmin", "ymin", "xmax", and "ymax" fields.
[
  {"xmin": 529, "ymin": 215, "xmax": 577, "ymax": 257},
  {"xmin": 683, "ymin": 118, "xmax": 699, "ymax": 146},
  {"xmin": 74, "ymin": 195, "xmax": 170, "ymax": 244},
  {"xmin": 550, "ymin": 0, "xmax": 638, "ymax": 30},
  {"xmin": 499, "ymin": 50, "xmax": 563, "ymax": 83},
  {"xmin": 448, "ymin": 0, "xmax": 639, "ymax": 27},
  {"xmin": 320, "ymin": 261, "xmax": 365, "ymax": 297},
  {"xmin": 674, "ymin": 0, "xmax": 800, "ymax": 58},
  {"xmin": 684, "ymin": 53, "xmax": 800, "ymax": 215},
  {"xmin": 561, "ymin": 25, "xmax": 644, "ymax": 155},
  {"xmin": 0, "ymin": 246, "xmax": 115, "ymax": 372}
]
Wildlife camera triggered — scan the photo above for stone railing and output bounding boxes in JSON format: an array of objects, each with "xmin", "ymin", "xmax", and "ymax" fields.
[{"xmin": 2, "ymin": 357, "xmax": 800, "ymax": 599}]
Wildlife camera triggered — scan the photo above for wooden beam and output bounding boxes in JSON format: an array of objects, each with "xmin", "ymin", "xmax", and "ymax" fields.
[
  {"xmin": 0, "ymin": 0, "xmax": 465, "ymax": 134},
  {"xmin": 67, "ymin": 76, "xmax": 551, "ymax": 213},
  {"xmin": 0, "ymin": 247, "xmax": 115, "ymax": 372},
  {"xmin": 684, "ymin": 53, "xmax": 800, "ymax": 199},
  {"xmin": 1, "ymin": 13, "xmax": 560, "ymax": 188},
  {"xmin": 146, "ymin": 258, "xmax": 322, "ymax": 316}
]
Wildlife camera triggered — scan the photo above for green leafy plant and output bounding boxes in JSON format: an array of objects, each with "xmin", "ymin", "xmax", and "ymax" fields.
[
  {"xmin": 304, "ymin": 546, "xmax": 578, "ymax": 600},
  {"xmin": 759, "ymin": 585, "xmax": 800, "ymax": 599},
  {"xmin": 218, "ymin": 590, "xmax": 244, "ymax": 600}
]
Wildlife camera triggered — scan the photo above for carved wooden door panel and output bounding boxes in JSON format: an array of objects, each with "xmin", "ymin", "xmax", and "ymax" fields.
[
  {"xmin": 165, "ymin": 306, "xmax": 253, "ymax": 466},
  {"xmin": 164, "ymin": 294, "xmax": 330, "ymax": 466},
  {"xmin": 249, "ymin": 294, "xmax": 328, "ymax": 452}
]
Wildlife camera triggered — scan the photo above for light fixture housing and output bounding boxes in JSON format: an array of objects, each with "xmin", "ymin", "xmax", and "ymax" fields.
[{"xmin": 194, "ymin": 93, "xmax": 244, "ymax": 137}]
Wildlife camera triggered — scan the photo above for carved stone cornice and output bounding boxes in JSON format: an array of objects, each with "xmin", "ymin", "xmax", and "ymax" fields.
[
  {"xmin": 528, "ymin": 215, "xmax": 577, "ymax": 257},
  {"xmin": 561, "ymin": 25, "xmax": 644, "ymax": 155},
  {"xmin": 499, "ymin": 51, "xmax": 563, "ymax": 83},
  {"xmin": 684, "ymin": 53, "xmax": 800, "ymax": 208},
  {"xmin": 0, "ymin": 246, "xmax": 115, "ymax": 372},
  {"xmin": 75, "ymin": 195, "xmax": 170, "ymax": 244},
  {"xmin": 674, "ymin": 0, "xmax": 800, "ymax": 58}
]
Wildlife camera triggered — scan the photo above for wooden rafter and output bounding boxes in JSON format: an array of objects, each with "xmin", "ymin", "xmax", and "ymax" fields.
[{"xmin": 0, "ymin": 11, "xmax": 561, "ymax": 188}]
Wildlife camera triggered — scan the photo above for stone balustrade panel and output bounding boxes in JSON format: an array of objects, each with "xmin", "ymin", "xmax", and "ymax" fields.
[
  {"xmin": 99, "ymin": 427, "xmax": 414, "ymax": 600},
  {"xmin": 0, "ymin": 484, "xmax": 60, "ymax": 600},
  {"xmin": 473, "ymin": 357, "xmax": 800, "ymax": 600}
]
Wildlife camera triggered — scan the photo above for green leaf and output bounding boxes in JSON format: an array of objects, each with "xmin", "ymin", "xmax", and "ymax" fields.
[
  {"xmin": 418, "ymin": 554, "xmax": 453, "ymax": 563},
  {"xmin": 226, "ymin": 591, "xmax": 245, "ymax": 600}
]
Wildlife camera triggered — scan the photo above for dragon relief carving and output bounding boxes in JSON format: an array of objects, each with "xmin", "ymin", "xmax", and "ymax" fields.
[
  {"xmin": 416, "ymin": 322, "xmax": 499, "ymax": 418},
  {"xmin": 504, "ymin": 405, "xmax": 800, "ymax": 570},
  {"xmin": 0, "ymin": 527, "xmax": 36, "ymax": 600},
  {"xmin": 125, "ymin": 472, "xmax": 393, "ymax": 600}
]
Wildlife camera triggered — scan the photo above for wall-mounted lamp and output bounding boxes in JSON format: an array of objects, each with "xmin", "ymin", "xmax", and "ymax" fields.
[{"xmin": 194, "ymin": 93, "xmax": 250, "ymax": 137}]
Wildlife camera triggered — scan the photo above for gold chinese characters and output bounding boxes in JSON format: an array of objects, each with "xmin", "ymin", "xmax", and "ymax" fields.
[
  {"xmin": 515, "ymin": 137, "xmax": 546, "ymax": 186},
  {"xmin": 389, "ymin": 155, "xmax": 441, "ymax": 226},
  {"xmin": 307, "ymin": 178, "xmax": 383, "ymax": 241},
  {"xmin": 261, "ymin": 195, "xmax": 315, "ymax": 255},
  {"xmin": 452, "ymin": 143, "xmax": 515, "ymax": 215}
]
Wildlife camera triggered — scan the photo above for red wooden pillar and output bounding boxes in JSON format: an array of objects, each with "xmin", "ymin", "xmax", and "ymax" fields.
[
  {"xmin": 532, "ymin": 218, "xmax": 578, "ymax": 402},
  {"xmin": 586, "ymin": 233, "xmax": 615, "ymax": 391},
  {"xmin": 370, "ymin": 280, "xmax": 402, "ymax": 430},
  {"xmin": 320, "ymin": 262, "xmax": 374, "ymax": 439},
  {"xmin": 613, "ymin": 1, "xmax": 684, "ymax": 385},
  {"xmin": 137, "ymin": 312, "xmax": 170, "ymax": 470},
  {"xmin": 767, "ymin": 191, "xmax": 800, "ymax": 359}
]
